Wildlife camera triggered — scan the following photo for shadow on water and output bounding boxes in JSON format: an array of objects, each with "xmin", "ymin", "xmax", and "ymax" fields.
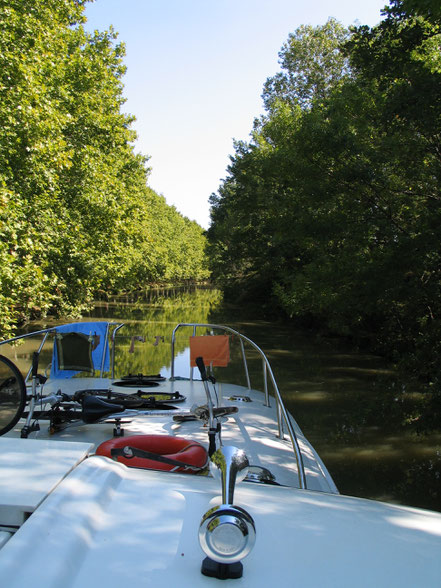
[
  {"xmin": 10, "ymin": 286, "xmax": 441, "ymax": 512},
  {"xmin": 208, "ymin": 303, "xmax": 441, "ymax": 514}
]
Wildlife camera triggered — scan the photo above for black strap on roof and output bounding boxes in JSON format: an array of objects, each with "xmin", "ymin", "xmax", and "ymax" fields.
[{"xmin": 110, "ymin": 444, "xmax": 208, "ymax": 471}]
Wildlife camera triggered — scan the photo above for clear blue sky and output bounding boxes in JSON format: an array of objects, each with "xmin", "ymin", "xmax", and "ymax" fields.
[{"xmin": 84, "ymin": 0, "xmax": 388, "ymax": 229}]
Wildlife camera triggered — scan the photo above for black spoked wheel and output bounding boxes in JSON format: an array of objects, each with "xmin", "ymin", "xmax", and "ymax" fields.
[{"xmin": 0, "ymin": 355, "xmax": 26, "ymax": 436}]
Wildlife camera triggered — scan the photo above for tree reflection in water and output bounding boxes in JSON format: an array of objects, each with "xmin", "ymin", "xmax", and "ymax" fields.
[{"xmin": 85, "ymin": 287, "xmax": 224, "ymax": 377}]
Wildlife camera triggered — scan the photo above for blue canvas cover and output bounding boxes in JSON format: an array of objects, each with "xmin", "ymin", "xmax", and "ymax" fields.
[{"xmin": 50, "ymin": 322, "xmax": 110, "ymax": 378}]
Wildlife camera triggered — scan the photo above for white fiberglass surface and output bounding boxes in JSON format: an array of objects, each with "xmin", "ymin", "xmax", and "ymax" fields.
[
  {"xmin": 0, "ymin": 456, "xmax": 440, "ymax": 588},
  {"xmin": 0, "ymin": 438, "xmax": 92, "ymax": 525}
]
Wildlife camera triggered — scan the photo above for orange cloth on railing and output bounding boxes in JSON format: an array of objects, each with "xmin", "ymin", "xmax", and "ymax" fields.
[{"xmin": 190, "ymin": 335, "xmax": 230, "ymax": 367}]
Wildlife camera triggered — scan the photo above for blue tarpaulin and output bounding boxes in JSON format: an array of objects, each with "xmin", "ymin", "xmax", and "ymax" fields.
[{"xmin": 50, "ymin": 322, "xmax": 110, "ymax": 378}]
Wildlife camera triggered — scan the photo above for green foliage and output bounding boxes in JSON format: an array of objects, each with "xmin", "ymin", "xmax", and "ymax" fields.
[
  {"xmin": 389, "ymin": 0, "xmax": 441, "ymax": 22},
  {"xmin": 208, "ymin": 8, "xmax": 441, "ymax": 381},
  {"xmin": 0, "ymin": 0, "xmax": 209, "ymax": 338},
  {"xmin": 262, "ymin": 18, "xmax": 350, "ymax": 111}
]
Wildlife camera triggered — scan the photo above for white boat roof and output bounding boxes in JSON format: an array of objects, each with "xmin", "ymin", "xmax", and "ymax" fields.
[{"xmin": 0, "ymin": 440, "xmax": 440, "ymax": 588}]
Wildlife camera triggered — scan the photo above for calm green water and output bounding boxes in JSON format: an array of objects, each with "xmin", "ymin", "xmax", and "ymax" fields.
[{"xmin": 14, "ymin": 286, "xmax": 441, "ymax": 512}]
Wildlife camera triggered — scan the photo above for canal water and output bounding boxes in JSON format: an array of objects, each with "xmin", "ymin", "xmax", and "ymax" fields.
[{"xmin": 13, "ymin": 286, "xmax": 441, "ymax": 512}]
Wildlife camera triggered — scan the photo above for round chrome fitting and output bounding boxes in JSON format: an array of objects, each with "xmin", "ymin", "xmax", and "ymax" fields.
[{"xmin": 199, "ymin": 504, "xmax": 256, "ymax": 564}]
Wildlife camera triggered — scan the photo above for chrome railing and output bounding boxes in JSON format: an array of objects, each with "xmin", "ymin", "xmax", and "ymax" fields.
[
  {"xmin": 170, "ymin": 323, "xmax": 307, "ymax": 489},
  {"xmin": 0, "ymin": 328, "xmax": 55, "ymax": 383}
]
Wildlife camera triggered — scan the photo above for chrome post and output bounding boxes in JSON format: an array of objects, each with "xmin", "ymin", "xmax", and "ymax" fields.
[
  {"xmin": 203, "ymin": 378, "xmax": 215, "ymax": 430},
  {"xmin": 277, "ymin": 400, "xmax": 284, "ymax": 438},
  {"xmin": 199, "ymin": 446, "xmax": 255, "ymax": 570},
  {"xmin": 262, "ymin": 359, "xmax": 270, "ymax": 407},
  {"xmin": 195, "ymin": 356, "xmax": 215, "ymax": 430},
  {"xmin": 111, "ymin": 323, "xmax": 125, "ymax": 379},
  {"xmin": 239, "ymin": 338, "xmax": 251, "ymax": 390},
  {"xmin": 20, "ymin": 351, "xmax": 41, "ymax": 438},
  {"xmin": 210, "ymin": 446, "xmax": 250, "ymax": 505},
  {"xmin": 190, "ymin": 325, "xmax": 197, "ymax": 381},
  {"xmin": 24, "ymin": 332, "xmax": 49, "ymax": 383},
  {"xmin": 170, "ymin": 325, "xmax": 179, "ymax": 380},
  {"xmin": 100, "ymin": 323, "xmax": 110, "ymax": 377},
  {"xmin": 266, "ymin": 359, "xmax": 306, "ymax": 489}
]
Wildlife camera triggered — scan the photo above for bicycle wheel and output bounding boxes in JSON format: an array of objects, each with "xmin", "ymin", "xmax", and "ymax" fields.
[{"xmin": 0, "ymin": 355, "xmax": 26, "ymax": 436}]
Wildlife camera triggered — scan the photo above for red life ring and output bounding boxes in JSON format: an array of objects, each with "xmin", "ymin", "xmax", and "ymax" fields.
[{"xmin": 96, "ymin": 435, "xmax": 208, "ymax": 473}]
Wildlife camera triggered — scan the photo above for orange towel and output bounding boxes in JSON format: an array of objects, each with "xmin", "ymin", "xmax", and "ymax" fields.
[{"xmin": 190, "ymin": 335, "xmax": 230, "ymax": 367}]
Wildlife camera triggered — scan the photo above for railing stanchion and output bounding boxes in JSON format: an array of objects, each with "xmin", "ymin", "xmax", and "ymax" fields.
[
  {"xmin": 240, "ymin": 338, "xmax": 251, "ymax": 390},
  {"xmin": 170, "ymin": 325, "xmax": 179, "ymax": 380},
  {"xmin": 169, "ymin": 323, "xmax": 307, "ymax": 490},
  {"xmin": 263, "ymin": 359, "xmax": 270, "ymax": 407},
  {"xmin": 190, "ymin": 325, "xmax": 197, "ymax": 381}
]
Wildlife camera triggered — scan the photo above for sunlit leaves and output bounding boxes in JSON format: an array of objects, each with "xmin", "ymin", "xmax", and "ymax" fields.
[
  {"xmin": 0, "ymin": 0, "xmax": 209, "ymax": 337},
  {"xmin": 262, "ymin": 18, "xmax": 350, "ymax": 111}
]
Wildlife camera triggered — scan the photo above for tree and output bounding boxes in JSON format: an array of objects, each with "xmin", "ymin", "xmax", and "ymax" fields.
[
  {"xmin": 390, "ymin": 0, "xmax": 441, "ymax": 22},
  {"xmin": 261, "ymin": 18, "xmax": 350, "ymax": 112},
  {"xmin": 208, "ymin": 5, "xmax": 441, "ymax": 380},
  {"xmin": 209, "ymin": 20, "xmax": 351, "ymax": 304},
  {"xmin": 0, "ymin": 0, "xmax": 209, "ymax": 337}
]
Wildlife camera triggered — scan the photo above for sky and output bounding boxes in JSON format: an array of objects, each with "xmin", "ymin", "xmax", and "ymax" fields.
[{"xmin": 84, "ymin": 0, "xmax": 388, "ymax": 229}]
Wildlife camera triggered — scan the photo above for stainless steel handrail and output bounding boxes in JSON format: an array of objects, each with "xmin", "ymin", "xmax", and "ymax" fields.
[
  {"xmin": 111, "ymin": 323, "xmax": 126, "ymax": 378},
  {"xmin": 170, "ymin": 322, "xmax": 307, "ymax": 490},
  {"xmin": 0, "ymin": 328, "xmax": 56, "ymax": 383},
  {"xmin": 0, "ymin": 327, "xmax": 56, "ymax": 346}
]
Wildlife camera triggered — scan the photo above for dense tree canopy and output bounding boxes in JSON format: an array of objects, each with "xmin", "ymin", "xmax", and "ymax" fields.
[
  {"xmin": 0, "ymin": 0, "xmax": 208, "ymax": 337},
  {"xmin": 208, "ymin": 3, "xmax": 441, "ymax": 380}
]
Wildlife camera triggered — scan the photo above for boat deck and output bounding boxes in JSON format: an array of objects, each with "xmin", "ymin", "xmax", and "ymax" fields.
[{"xmin": 5, "ymin": 377, "xmax": 337, "ymax": 493}]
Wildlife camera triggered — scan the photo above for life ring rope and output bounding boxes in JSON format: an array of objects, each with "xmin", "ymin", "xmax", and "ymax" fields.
[
  {"xmin": 96, "ymin": 435, "xmax": 209, "ymax": 474},
  {"xmin": 110, "ymin": 444, "xmax": 208, "ymax": 471}
]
